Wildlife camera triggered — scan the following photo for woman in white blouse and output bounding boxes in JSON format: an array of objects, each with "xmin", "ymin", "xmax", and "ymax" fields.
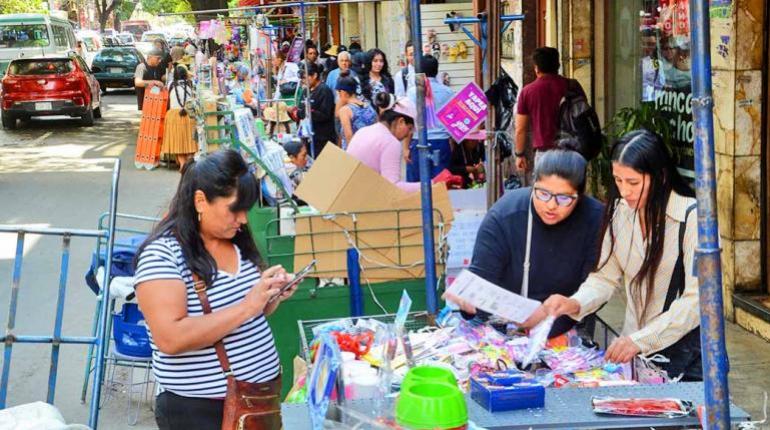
[{"xmin": 539, "ymin": 129, "xmax": 701, "ymax": 381}]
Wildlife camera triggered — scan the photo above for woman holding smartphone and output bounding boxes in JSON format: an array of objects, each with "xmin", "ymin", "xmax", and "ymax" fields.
[{"xmin": 538, "ymin": 129, "xmax": 701, "ymax": 381}]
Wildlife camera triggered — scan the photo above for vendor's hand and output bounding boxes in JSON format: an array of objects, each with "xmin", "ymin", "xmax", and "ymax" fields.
[
  {"xmin": 542, "ymin": 294, "xmax": 581, "ymax": 317},
  {"xmin": 441, "ymin": 292, "xmax": 476, "ymax": 315},
  {"xmin": 605, "ymin": 336, "xmax": 641, "ymax": 364},
  {"xmin": 518, "ymin": 305, "xmax": 548, "ymax": 329},
  {"xmin": 242, "ymin": 265, "xmax": 288, "ymax": 315},
  {"xmin": 150, "ymin": 80, "xmax": 164, "ymax": 88},
  {"xmin": 515, "ymin": 155, "xmax": 528, "ymax": 172}
]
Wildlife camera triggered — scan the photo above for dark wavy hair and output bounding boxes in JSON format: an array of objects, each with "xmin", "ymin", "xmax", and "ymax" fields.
[
  {"xmin": 362, "ymin": 49, "xmax": 394, "ymax": 102},
  {"xmin": 136, "ymin": 150, "xmax": 262, "ymax": 287},
  {"xmin": 597, "ymin": 129, "xmax": 694, "ymax": 321}
]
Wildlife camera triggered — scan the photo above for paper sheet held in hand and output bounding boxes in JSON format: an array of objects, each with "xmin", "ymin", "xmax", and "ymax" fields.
[{"xmin": 445, "ymin": 269, "xmax": 541, "ymax": 323}]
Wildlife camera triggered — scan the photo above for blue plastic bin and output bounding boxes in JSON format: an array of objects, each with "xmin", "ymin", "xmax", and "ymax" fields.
[{"xmin": 112, "ymin": 303, "xmax": 152, "ymax": 358}]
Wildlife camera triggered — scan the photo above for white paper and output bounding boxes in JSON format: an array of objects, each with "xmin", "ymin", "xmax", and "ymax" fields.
[{"xmin": 445, "ymin": 269, "xmax": 541, "ymax": 323}]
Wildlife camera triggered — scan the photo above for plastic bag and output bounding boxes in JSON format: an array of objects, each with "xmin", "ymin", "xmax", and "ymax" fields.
[{"xmin": 521, "ymin": 316, "xmax": 555, "ymax": 368}]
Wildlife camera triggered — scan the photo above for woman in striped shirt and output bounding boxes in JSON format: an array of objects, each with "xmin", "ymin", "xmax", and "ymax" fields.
[
  {"xmin": 134, "ymin": 150, "xmax": 296, "ymax": 429},
  {"xmin": 540, "ymin": 129, "xmax": 701, "ymax": 381}
]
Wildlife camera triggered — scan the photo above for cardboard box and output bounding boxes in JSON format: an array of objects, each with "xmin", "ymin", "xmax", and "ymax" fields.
[{"xmin": 293, "ymin": 144, "xmax": 453, "ymax": 280}]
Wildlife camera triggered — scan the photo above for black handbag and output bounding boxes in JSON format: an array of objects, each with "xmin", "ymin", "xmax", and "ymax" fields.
[{"xmin": 279, "ymin": 81, "xmax": 298, "ymax": 97}]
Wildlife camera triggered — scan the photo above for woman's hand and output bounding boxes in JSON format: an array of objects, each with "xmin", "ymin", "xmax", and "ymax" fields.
[
  {"xmin": 441, "ymin": 292, "xmax": 476, "ymax": 315},
  {"xmin": 605, "ymin": 336, "xmax": 641, "ymax": 363},
  {"xmin": 542, "ymin": 294, "xmax": 581, "ymax": 317},
  {"xmin": 264, "ymin": 274, "xmax": 300, "ymax": 315},
  {"xmin": 242, "ymin": 265, "xmax": 288, "ymax": 316},
  {"xmin": 518, "ymin": 305, "xmax": 548, "ymax": 329}
]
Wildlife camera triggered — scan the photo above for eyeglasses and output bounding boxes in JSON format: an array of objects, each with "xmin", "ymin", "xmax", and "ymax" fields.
[{"xmin": 533, "ymin": 187, "xmax": 578, "ymax": 207}]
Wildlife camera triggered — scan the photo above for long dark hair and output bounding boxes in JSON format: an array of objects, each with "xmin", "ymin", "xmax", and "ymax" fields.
[
  {"xmin": 598, "ymin": 129, "xmax": 694, "ymax": 321},
  {"xmin": 362, "ymin": 49, "xmax": 394, "ymax": 102},
  {"xmin": 136, "ymin": 150, "xmax": 262, "ymax": 287},
  {"xmin": 171, "ymin": 65, "xmax": 191, "ymax": 117}
]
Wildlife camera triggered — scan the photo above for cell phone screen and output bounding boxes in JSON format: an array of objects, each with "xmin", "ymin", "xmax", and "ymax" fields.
[{"xmin": 268, "ymin": 260, "xmax": 316, "ymax": 303}]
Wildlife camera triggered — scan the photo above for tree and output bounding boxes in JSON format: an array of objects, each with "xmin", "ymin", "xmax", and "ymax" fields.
[
  {"xmin": 141, "ymin": 0, "xmax": 192, "ymax": 15},
  {"xmin": 95, "ymin": 0, "xmax": 122, "ymax": 31},
  {"xmin": 0, "ymin": 0, "xmax": 45, "ymax": 14},
  {"xmin": 115, "ymin": 0, "xmax": 137, "ymax": 32}
]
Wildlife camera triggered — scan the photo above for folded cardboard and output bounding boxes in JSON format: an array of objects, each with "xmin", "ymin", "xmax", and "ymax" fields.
[{"xmin": 293, "ymin": 144, "xmax": 453, "ymax": 280}]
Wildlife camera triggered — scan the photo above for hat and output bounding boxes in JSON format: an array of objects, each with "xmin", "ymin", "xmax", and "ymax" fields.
[
  {"xmin": 263, "ymin": 101, "xmax": 291, "ymax": 123},
  {"xmin": 392, "ymin": 97, "xmax": 417, "ymax": 120},
  {"xmin": 324, "ymin": 45, "xmax": 347, "ymax": 56}
]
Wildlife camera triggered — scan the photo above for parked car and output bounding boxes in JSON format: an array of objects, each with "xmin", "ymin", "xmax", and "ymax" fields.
[
  {"xmin": 140, "ymin": 31, "xmax": 166, "ymax": 43},
  {"xmin": 1, "ymin": 55, "xmax": 102, "ymax": 129},
  {"xmin": 91, "ymin": 46, "xmax": 143, "ymax": 92},
  {"xmin": 0, "ymin": 14, "xmax": 78, "ymax": 75},
  {"xmin": 118, "ymin": 32, "xmax": 135, "ymax": 45}
]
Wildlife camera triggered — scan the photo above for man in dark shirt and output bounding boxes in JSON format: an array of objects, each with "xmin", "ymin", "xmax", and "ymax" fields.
[
  {"xmin": 134, "ymin": 48, "xmax": 166, "ymax": 111},
  {"xmin": 515, "ymin": 47, "xmax": 585, "ymax": 176},
  {"xmin": 299, "ymin": 62, "xmax": 336, "ymax": 157}
]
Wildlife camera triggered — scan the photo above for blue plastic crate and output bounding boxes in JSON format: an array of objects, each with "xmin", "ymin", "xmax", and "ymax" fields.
[{"xmin": 112, "ymin": 303, "xmax": 152, "ymax": 358}]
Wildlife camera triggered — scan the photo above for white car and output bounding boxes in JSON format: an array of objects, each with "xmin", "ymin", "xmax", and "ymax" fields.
[
  {"xmin": 140, "ymin": 31, "xmax": 167, "ymax": 43},
  {"xmin": 118, "ymin": 32, "xmax": 135, "ymax": 45}
]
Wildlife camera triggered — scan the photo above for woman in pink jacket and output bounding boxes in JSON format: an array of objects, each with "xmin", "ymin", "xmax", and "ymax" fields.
[{"xmin": 346, "ymin": 94, "xmax": 420, "ymax": 192}]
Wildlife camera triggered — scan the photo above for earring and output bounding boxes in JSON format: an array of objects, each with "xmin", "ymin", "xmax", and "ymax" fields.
[{"xmin": 197, "ymin": 212, "xmax": 201, "ymax": 222}]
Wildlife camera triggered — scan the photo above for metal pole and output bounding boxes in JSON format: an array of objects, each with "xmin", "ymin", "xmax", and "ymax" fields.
[
  {"xmin": 409, "ymin": 0, "xmax": 438, "ymax": 315},
  {"xmin": 689, "ymin": 1, "xmax": 730, "ymax": 429}
]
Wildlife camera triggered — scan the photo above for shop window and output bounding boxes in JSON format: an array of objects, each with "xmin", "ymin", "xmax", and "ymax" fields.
[{"xmin": 608, "ymin": 0, "xmax": 693, "ymax": 173}]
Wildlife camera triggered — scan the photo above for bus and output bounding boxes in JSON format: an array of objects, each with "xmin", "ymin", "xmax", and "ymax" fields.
[
  {"xmin": 0, "ymin": 14, "xmax": 78, "ymax": 75},
  {"xmin": 121, "ymin": 20, "xmax": 151, "ymax": 40}
]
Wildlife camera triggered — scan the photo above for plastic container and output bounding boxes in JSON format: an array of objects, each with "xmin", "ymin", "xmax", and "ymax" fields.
[
  {"xmin": 401, "ymin": 365, "xmax": 458, "ymax": 393},
  {"xmin": 470, "ymin": 376, "xmax": 545, "ymax": 412},
  {"xmin": 112, "ymin": 303, "xmax": 152, "ymax": 358},
  {"xmin": 396, "ymin": 382, "xmax": 468, "ymax": 430}
]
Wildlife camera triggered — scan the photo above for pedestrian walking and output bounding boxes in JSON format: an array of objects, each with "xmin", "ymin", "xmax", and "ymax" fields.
[
  {"xmin": 361, "ymin": 48, "xmax": 395, "ymax": 105},
  {"xmin": 335, "ymin": 73, "xmax": 377, "ymax": 148},
  {"xmin": 514, "ymin": 47, "xmax": 586, "ymax": 177},
  {"xmin": 393, "ymin": 40, "xmax": 414, "ymax": 97},
  {"xmin": 161, "ymin": 65, "xmax": 197, "ymax": 170},
  {"xmin": 537, "ymin": 130, "xmax": 702, "ymax": 381}
]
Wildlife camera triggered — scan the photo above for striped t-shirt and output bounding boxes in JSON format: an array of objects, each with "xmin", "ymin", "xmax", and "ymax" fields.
[{"xmin": 133, "ymin": 233, "xmax": 280, "ymax": 398}]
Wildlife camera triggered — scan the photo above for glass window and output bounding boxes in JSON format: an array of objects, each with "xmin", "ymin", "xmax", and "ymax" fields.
[
  {"xmin": 608, "ymin": 0, "xmax": 693, "ymax": 172},
  {"xmin": 52, "ymin": 26, "xmax": 69, "ymax": 48},
  {"xmin": 96, "ymin": 49, "xmax": 138, "ymax": 63},
  {"xmin": 9, "ymin": 59, "xmax": 74, "ymax": 75},
  {"xmin": 0, "ymin": 24, "xmax": 51, "ymax": 49}
]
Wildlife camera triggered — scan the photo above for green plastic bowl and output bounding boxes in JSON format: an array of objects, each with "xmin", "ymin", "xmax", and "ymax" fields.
[
  {"xmin": 401, "ymin": 366, "xmax": 458, "ymax": 393},
  {"xmin": 395, "ymin": 382, "xmax": 468, "ymax": 430}
]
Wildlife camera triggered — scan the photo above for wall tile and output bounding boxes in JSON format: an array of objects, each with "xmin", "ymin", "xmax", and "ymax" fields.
[
  {"xmin": 735, "ymin": 0, "xmax": 764, "ymax": 70},
  {"xmin": 720, "ymin": 238, "xmax": 735, "ymax": 320},
  {"xmin": 712, "ymin": 70, "xmax": 736, "ymax": 156},
  {"xmin": 734, "ymin": 156, "xmax": 761, "ymax": 240},
  {"xmin": 735, "ymin": 240, "xmax": 762, "ymax": 289},
  {"xmin": 709, "ymin": 13, "xmax": 736, "ymax": 71},
  {"xmin": 734, "ymin": 70, "xmax": 762, "ymax": 155},
  {"xmin": 716, "ymin": 153, "xmax": 735, "ymax": 239}
]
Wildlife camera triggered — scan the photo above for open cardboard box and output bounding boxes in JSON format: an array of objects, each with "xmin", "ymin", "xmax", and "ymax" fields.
[{"xmin": 293, "ymin": 144, "xmax": 454, "ymax": 280}]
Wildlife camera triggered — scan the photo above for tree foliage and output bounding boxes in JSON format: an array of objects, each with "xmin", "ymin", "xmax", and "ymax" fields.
[
  {"xmin": 141, "ymin": 0, "xmax": 192, "ymax": 15},
  {"xmin": 0, "ymin": 0, "xmax": 46, "ymax": 14}
]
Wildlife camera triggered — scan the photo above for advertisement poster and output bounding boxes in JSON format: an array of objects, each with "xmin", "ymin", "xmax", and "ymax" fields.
[
  {"xmin": 287, "ymin": 37, "xmax": 305, "ymax": 63},
  {"xmin": 436, "ymin": 82, "xmax": 488, "ymax": 143}
]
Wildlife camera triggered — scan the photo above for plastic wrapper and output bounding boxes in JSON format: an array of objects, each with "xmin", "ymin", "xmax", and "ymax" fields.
[
  {"xmin": 521, "ymin": 316, "xmax": 555, "ymax": 367},
  {"xmin": 591, "ymin": 396, "xmax": 694, "ymax": 418}
]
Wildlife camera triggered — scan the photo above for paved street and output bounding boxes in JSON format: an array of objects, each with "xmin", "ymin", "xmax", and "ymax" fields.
[{"xmin": 1, "ymin": 90, "xmax": 770, "ymax": 429}]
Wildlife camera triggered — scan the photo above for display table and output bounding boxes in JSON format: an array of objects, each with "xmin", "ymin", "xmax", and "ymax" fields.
[{"xmin": 281, "ymin": 382, "xmax": 750, "ymax": 429}]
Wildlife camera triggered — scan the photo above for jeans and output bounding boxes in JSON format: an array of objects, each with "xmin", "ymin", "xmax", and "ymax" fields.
[
  {"xmin": 406, "ymin": 138, "xmax": 451, "ymax": 182},
  {"xmin": 155, "ymin": 390, "xmax": 224, "ymax": 430}
]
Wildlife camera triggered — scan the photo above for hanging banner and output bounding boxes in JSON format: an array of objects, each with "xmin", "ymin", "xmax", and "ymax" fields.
[
  {"xmin": 436, "ymin": 82, "xmax": 488, "ymax": 143},
  {"xmin": 286, "ymin": 36, "xmax": 305, "ymax": 63}
]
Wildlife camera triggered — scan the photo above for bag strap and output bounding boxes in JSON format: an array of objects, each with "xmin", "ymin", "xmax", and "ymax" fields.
[
  {"xmin": 521, "ymin": 197, "xmax": 534, "ymax": 299},
  {"xmin": 662, "ymin": 203, "xmax": 696, "ymax": 312},
  {"xmin": 191, "ymin": 273, "xmax": 234, "ymax": 377}
]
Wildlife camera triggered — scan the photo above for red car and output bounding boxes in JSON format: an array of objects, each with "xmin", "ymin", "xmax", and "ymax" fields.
[{"xmin": 1, "ymin": 55, "xmax": 102, "ymax": 129}]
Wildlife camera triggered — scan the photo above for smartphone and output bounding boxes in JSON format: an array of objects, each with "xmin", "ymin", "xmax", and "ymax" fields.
[{"xmin": 268, "ymin": 260, "xmax": 317, "ymax": 304}]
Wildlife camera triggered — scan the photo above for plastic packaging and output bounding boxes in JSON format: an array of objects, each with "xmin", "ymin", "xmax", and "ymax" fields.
[
  {"xmin": 521, "ymin": 316, "xmax": 556, "ymax": 367},
  {"xmin": 591, "ymin": 396, "xmax": 694, "ymax": 418}
]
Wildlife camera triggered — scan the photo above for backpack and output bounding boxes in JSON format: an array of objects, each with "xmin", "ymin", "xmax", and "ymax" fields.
[
  {"xmin": 558, "ymin": 78, "xmax": 603, "ymax": 160},
  {"xmin": 401, "ymin": 66, "xmax": 409, "ymax": 91}
]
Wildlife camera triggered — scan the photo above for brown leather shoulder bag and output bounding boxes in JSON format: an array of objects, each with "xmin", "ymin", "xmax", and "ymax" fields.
[{"xmin": 192, "ymin": 274, "xmax": 283, "ymax": 430}]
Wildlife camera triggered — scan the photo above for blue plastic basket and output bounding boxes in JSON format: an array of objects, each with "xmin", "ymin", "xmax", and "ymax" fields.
[{"xmin": 112, "ymin": 303, "xmax": 152, "ymax": 358}]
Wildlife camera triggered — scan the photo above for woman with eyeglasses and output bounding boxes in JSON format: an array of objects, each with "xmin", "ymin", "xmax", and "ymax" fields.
[
  {"xmin": 536, "ymin": 129, "xmax": 700, "ymax": 381},
  {"xmin": 444, "ymin": 148, "xmax": 604, "ymax": 337}
]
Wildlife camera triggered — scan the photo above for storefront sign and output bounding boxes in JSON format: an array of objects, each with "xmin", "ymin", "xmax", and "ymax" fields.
[
  {"xmin": 653, "ymin": 87, "xmax": 694, "ymax": 171},
  {"xmin": 436, "ymin": 82, "xmax": 488, "ymax": 143}
]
